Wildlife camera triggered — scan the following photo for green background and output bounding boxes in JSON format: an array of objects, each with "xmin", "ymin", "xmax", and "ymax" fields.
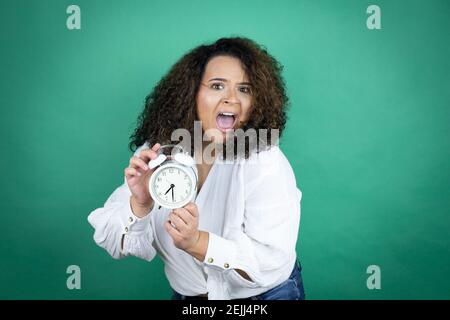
[{"xmin": 1, "ymin": 0, "xmax": 449, "ymax": 299}]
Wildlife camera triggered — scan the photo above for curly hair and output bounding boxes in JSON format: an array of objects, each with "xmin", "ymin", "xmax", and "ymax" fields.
[{"xmin": 128, "ymin": 37, "xmax": 289, "ymax": 159}]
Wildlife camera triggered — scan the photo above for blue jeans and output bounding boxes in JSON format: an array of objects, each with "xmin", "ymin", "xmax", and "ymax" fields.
[{"xmin": 172, "ymin": 260, "xmax": 305, "ymax": 300}]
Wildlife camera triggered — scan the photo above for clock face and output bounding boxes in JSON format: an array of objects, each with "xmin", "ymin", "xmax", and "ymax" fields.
[{"xmin": 150, "ymin": 165, "xmax": 195, "ymax": 208}]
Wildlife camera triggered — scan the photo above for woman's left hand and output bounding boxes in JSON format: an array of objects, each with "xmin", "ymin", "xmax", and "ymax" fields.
[{"xmin": 165, "ymin": 202, "xmax": 201, "ymax": 252}]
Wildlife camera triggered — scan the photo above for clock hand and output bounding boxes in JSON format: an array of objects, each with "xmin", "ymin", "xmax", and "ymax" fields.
[
  {"xmin": 171, "ymin": 186, "xmax": 174, "ymax": 202},
  {"xmin": 164, "ymin": 184, "xmax": 174, "ymax": 195}
]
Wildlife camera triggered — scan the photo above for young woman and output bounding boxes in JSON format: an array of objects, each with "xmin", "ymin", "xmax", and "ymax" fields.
[{"xmin": 88, "ymin": 37, "xmax": 305, "ymax": 300}]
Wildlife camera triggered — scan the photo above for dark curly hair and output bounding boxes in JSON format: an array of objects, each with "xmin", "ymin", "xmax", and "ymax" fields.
[{"xmin": 129, "ymin": 36, "xmax": 289, "ymax": 159}]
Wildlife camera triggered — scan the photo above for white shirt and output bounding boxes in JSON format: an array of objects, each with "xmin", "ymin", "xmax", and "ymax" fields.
[{"xmin": 87, "ymin": 142, "xmax": 302, "ymax": 300}]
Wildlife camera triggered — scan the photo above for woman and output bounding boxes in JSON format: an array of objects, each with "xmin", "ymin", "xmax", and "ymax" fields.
[{"xmin": 88, "ymin": 37, "xmax": 305, "ymax": 300}]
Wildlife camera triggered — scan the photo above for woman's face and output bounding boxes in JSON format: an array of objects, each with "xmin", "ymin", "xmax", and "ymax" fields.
[{"xmin": 196, "ymin": 55, "xmax": 252, "ymax": 144}]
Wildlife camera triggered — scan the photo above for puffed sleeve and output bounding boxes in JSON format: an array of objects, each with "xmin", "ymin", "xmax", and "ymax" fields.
[
  {"xmin": 203, "ymin": 147, "xmax": 302, "ymax": 289},
  {"xmin": 87, "ymin": 143, "xmax": 157, "ymax": 262}
]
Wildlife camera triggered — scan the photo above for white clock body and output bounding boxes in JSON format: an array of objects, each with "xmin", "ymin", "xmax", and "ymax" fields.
[{"xmin": 149, "ymin": 160, "xmax": 198, "ymax": 209}]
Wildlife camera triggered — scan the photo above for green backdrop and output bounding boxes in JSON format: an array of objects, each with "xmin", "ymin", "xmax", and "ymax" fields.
[{"xmin": 1, "ymin": 0, "xmax": 449, "ymax": 299}]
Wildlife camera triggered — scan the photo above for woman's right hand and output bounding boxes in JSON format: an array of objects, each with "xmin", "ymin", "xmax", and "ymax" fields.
[{"xmin": 124, "ymin": 143, "xmax": 161, "ymax": 214}]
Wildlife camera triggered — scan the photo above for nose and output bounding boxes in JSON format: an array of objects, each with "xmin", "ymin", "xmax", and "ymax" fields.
[{"xmin": 223, "ymin": 87, "xmax": 240, "ymax": 105}]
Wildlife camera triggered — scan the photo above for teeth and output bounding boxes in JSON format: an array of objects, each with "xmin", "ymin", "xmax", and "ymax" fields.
[{"xmin": 220, "ymin": 112, "xmax": 235, "ymax": 116}]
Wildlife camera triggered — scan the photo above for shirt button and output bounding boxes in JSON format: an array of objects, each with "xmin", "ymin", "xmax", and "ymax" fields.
[
  {"xmin": 224, "ymin": 263, "xmax": 230, "ymax": 269},
  {"xmin": 129, "ymin": 217, "xmax": 134, "ymax": 223},
  {"xmin": 124, "ymin": 227, "xmax": 129, "ymax": 233},
  {"xmin": 207, "ymin": 258, "xmax": 214, "ymax": 263}
]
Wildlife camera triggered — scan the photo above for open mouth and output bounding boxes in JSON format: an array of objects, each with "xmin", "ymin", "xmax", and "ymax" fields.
[{"xmin": 216, "ymin": 111, "xmax": 238, "ymax": 132}]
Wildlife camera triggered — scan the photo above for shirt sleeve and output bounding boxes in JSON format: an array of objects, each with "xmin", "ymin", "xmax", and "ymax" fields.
[
  {"xmin": 87, "ymin": 143, "xmax": 157, "ymax": 262},
  {"xmin": 202, "ymin": 147, "xmax": 302, "ymax": 289}
]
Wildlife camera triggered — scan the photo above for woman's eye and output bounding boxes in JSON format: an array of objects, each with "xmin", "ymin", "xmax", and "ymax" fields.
[
  {"xmin": 211, "ymin": 83, "xmax": 224, "ymax": 90},
  {"xmin": 239, "ymin": 86, "xmax": 251, "ymax": 94}
]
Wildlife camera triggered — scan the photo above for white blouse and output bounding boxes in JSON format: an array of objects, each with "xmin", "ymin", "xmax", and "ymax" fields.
[{"xmin": 88, "ymin": 142, "xmax": 302, "ymax": 300}]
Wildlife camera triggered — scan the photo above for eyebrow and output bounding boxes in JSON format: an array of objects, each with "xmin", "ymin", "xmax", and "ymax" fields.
[{"xmin": 208, "ymin": 78, "xmax": 252, "ymax": 85}]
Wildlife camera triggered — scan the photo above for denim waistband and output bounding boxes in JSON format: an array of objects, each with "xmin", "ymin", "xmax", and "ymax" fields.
[{"xmin": 172, "ymin": 260, "xmax": 302, "ymax": 300}]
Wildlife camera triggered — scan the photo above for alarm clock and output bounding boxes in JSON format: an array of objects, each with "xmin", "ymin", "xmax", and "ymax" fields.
[{"xmin": 148, "ymin": 144, "xmax": 198, "ymax": 209}]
